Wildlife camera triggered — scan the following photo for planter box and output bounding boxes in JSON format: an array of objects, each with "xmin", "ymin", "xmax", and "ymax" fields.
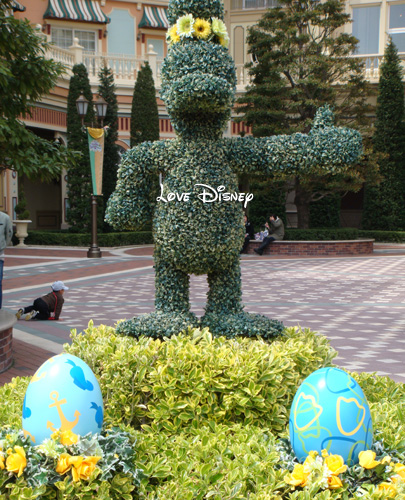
[{"xmin": 247, "ymin": 239, "xmax": 374, "ymax": 256}]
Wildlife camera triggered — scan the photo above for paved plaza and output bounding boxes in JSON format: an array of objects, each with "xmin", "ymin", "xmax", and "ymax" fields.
[{"xmin": 1, "ymin": 244, "xmax": 405, "ymax": 385}]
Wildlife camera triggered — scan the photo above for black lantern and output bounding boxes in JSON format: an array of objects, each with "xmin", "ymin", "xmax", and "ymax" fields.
[
  {"xmin": 75, "ymin": 93, "xmax": 89, "ymax": 124},
  {"xmin": 95, "ymin": 96, "xmax": 108, "ymax": 126}
]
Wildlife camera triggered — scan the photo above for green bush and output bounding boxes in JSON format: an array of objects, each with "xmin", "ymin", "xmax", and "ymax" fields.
[
  {"xmin": 284, "ymin": 228, "xmax": 359, "ymax": 240},
  {"xmin": 358, "ymin": 230, "xmax": 405, "ymax": 243},
  {"xmin": 65, "ymin": 324, "xmax": 336, "ymax": 432},
  {"xmin": 24, "ymin": 231, "xmax": 153, "ymax": 247}
]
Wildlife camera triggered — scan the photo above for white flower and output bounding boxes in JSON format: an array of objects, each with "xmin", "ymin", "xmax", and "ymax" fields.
[
  {"xmin": 211, "ymin": 17, "xmax": 228, "ymax": 38},
  {"xmin": 177, "ymin": 14, "xmax": 195, "ymax": 38}
]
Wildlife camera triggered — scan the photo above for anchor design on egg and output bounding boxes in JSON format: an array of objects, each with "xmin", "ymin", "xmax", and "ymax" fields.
[{"xmin": 47, "ymin": 391, "xmax": 81, "ymax": 432}]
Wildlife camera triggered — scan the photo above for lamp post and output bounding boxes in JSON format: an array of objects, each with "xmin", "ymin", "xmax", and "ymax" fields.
[{"xmin": 76, "ymin": 93, "xmax": 108, "ymax": 258}]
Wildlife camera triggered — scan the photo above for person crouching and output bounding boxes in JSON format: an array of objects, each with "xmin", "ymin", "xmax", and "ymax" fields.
[{"xmin": 16, "ymin": 281, "xmax": 69, "ymax": 321}]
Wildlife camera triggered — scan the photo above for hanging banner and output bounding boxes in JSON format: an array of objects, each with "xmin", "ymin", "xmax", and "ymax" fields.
[{"xmin": 87, "ymin": 127, "xmax": 105, "ymax": 196}]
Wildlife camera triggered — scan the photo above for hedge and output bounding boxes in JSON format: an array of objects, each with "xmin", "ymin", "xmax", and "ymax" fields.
[
  {"xmin": 23, "ymin": 231, "xmax": 153, "ymax": 247},
  {"xmin": 358, "ymin": 230, "xmax": 405, "ymax": 243},
  {"xmin": 284, "ymin": 228, "xmax": 359, "ymax": 240}
]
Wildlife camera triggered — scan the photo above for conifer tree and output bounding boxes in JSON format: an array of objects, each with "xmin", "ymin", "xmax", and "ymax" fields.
[
  {"xmin": 130, "ymin": 62, "xmax": 160, "ymax": 146},
  {"xmin": 237, "ymin": 0, "xmax": 374, "ymax": 228},
  {"xmin": 66, "ymin": 63, "xmax": 95, "ymax": 232},
  {"xmin": 362, "ymin": 40, "xmax": 405, "ymax": 230},
  {"xmin": 98, "ymin": 65, "xmax": 120, "ymax": 230}
]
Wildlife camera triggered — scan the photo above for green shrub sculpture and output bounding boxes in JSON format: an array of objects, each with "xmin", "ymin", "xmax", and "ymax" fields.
[{"xmin": 105, "ymin": 0, "xmax": 363, "ymax": 339}]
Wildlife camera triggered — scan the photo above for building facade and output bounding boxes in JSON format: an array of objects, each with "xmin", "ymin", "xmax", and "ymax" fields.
[{"xmin": 4, "ymin": 0, "xmax": 405, "ymax": 229}]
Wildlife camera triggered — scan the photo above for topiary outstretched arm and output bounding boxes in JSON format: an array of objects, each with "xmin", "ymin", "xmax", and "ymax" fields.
[
  {"xmin": 229, "ymin": 106, "xmax": 363, "ymax": 177},
  {"xmin": 105, "ymin": 141, "xmax": 165, "ymax": 230}
]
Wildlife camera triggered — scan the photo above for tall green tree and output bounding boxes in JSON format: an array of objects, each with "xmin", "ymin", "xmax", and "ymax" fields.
[
  {"xmin": 237, "ymin": 0, "xmax": 375, "ymax": 228},
  {"xmin": 0, "ymin": 0, "xmax": 75, "ymax": 180},
  {"xmin": 66, "ymin": 63, "xmax": 95, "ymax": 232},
  {"xmin": 130, "ymin": 62, "xmax": 160, "ymax": 146},
  {"xmin": 98, "ymin": 65, "xmax": 120, "ymax": 230},
  {"xmin": 362, "ymin": 40, "xmax": 405, "ymax": 230}
]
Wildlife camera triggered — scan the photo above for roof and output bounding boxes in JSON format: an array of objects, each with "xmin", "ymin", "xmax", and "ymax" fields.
[
  {"xmin": 11, "ymin": 0, "xmax": 26, "ymax": 12},
  {"xmin": 138, "ymin": 6, "xmax": 169, "ymax": 29},
  {"xmin": 44, "ymin": 0, "xmax": 110, "ymax": 24}
]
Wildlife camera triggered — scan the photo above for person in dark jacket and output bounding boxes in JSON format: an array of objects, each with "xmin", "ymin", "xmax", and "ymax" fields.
[
  {"xmin": 254, "ymin": 214, "xmax": 284, "ymax": 256},
  {"xmin": 16, "ymin": 281, "xmax": 69, "ymax": 321},
  {"xmin": 241, "ymin": 214, "xmax": 255, "ymax": 254}
]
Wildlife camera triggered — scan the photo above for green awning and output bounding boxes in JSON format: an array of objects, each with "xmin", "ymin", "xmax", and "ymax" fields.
[
  {"xmin": 139, "ymin": 6, "xmax": 169, "ymax": 29},
  {"xmin": 44, "ymin": 0, "xmax": 110, "ymax": 24},
  {"xmin": 11, "ymin": 0, "xmax": 26, "ymax": 11}
]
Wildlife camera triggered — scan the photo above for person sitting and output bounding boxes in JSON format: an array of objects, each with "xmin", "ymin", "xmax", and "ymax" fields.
[
  {"xmin": 16, "ymin": 281, "xmax": 69, "ymax": 321},
  {"xmin": 241, "ymin": 214, "xmax": 255, "ymax": 254},
  {"xmin": 253, "ymin": 214, "xmax": 284, "ymax": 256}
]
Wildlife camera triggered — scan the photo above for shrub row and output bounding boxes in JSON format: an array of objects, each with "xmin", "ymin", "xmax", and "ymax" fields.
[
  {"xmin": 16, "ymin": 228, "xmax": 405, "ymax": 247},
  {"xmin": 23, "ymin": 231, "xmax": 153, "ymax": 247},
  {"xmin": 284, "ymin": 228, "xmax": 359, "ymax": 240},
  {"xmin": 358, "ymin": 229, "xmax": 405, "ymax": 243}
]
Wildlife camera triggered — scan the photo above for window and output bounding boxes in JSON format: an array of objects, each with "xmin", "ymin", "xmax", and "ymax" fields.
[
  {"xmin": 51, "ymin": 28, "xmax": 97, "ymax": 52},
  {"xmin": 231, "ymin": 0, "xmax": 278, "ymax": 10},
  {"xmin": 389, "ymin": 3, "xmax": 405, "ymax": 52},
  {"xmin": 352, "ymin": 6, "xmax": 380, "ymax": 54},
  {"xmin": 147, "ymin": 38, "xmax": 164, "ymax": 59}
]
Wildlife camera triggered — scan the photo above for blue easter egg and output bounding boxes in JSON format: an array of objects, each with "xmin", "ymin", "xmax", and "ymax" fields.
[
  {"xmin": 289, "ymin": 367, "xmax": 373, "ymax": 465},
  {"xmin": 22, "ymin": 354, "xmax": 104, "ymax": 444}
]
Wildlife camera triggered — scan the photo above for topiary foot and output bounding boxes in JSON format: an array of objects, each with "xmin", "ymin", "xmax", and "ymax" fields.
[
  {"xmin": 200, "ymin": 311, "xmax": 284, "ymax": 341},
  {"xmin": 116, "ymin": 311, "xmax": 199, "ymax": 340}
]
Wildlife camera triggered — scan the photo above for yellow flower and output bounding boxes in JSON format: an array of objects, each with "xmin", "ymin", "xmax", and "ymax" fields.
[
  {"xmin": 71, "ymin": 456, "xmax": 101, "ymax": 482},
  {"xmin": 60, "ymin": 430, "xmax": 78, "ymax": 446},
  {"xmin": 328, "ymin": 475, "xmax": 343, "ymax": 489},
  {"xmin": 325, "ymin": 454, "xmax": 347, "ymax": 476},
  {"xmin": 382, "ymin": 456, "xmax": 392, "ymax": 465},
  {"xmin": 194, "ymin": 18, "xmax": 211, "ymax": 39},
  {"xmin": 284, "ymin": 463, "xmax": 310, "ymax": 487},
  {"xmin": 0, "ymin": 455, "xmax": 4, "ymax": 470},
  {"xmin": 56, "ymin": 453, "xmax": 73, "ymax": 475},
  {"xmin": 51, "ymin": 430, "xmax": 61, "ymax": 441},
  {"xmin": 377, "ymin": 482, "xmax": 397, "ymax": 498},
  {"xmin": 394, "ymin": 463, "xmax": 405, "ymax": 480},
  {"xmin": 218, "ymin": 34, "xmax": 229, "ymax": 48},
  {"xmin": 168, "ymin": 25, "xmax": 180, "ymax": 44},
  {"xmin": 359, "ymin": 450, "xmax": 380, "ymax": 469},
  {"xmin": 6, "ymin": 446, "xmax": 27, "ymax": 477}
]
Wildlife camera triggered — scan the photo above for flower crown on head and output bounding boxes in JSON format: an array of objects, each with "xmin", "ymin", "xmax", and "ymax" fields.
[{"xmin": 167, "ymin": 14, "xmax": 229, "ymax": 48}]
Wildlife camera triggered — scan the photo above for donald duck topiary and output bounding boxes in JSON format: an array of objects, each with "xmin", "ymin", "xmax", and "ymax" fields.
[{"xmin": 106, "ymin": 0, "xmax": 363, "ymax": 339}]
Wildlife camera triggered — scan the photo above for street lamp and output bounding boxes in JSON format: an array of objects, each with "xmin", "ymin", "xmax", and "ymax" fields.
[
  {"xmin": 95, "ymin": 96, "xmax": 108, "ymax": 126},
  {"xmin": 75, "ymin": 93, "xmax": 89, "ymax": 124},
  {"xmin": 75, "ymin": 93, "xmax": 107, "ymax": 258}
]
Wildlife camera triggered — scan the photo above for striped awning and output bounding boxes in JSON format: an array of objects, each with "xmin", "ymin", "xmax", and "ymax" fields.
[
  {"xmin": 11, "ymin": 0, "xmax": 26, "ymax": 11},
  {"xmin": 139, "ymin": 6, "xmax": 169, "ymax": 29},
  {"xmin": 44, "ymin": 0, "xmax": 110, "ymax": 24}
]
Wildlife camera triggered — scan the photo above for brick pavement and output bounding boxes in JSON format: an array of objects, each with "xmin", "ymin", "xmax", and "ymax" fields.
[{"xmin": 1, "ymin": 244, "xmax": 405, "ymax": 386}]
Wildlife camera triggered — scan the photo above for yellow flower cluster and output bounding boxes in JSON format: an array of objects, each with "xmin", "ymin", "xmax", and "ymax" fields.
[
  {"xmin": 167, "ymin": 14, "xmax": 229, "ymax": 48},
  {"xmin": 0, "ymin": 430, "xmax": 101, "ymax": 483},
  {"xmin": 284, "ymin": 450, "xmax": 347, "ymax": 490},
  {"xmin": 360, "ymin": 453, "xmax": 405, "ymax": 499},
  {"xmin": 51, "ymin": 429, "xmax": 101, "ymax": 481},
  {"xmin": 56, "ymin": 453, "xmax": 101, "ymax": 482}
]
